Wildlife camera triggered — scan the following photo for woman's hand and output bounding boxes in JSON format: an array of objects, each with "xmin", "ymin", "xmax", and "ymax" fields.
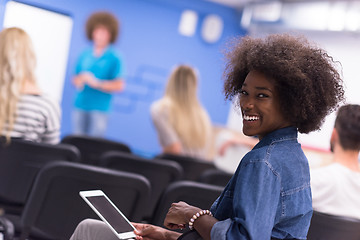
[
  {"xmin": 81, "ymin": 72, "xmax": 101, "ymax": 89},
  {"xmin": 133, "ymin": 223, "xmax": 181, "ymax": 240},
  {"xmin": 72, "ymin": 75, "xmax": 85, "ymax": 90},
  {"xmin": 164, "ymin": 201, "xmax": 201, "ymax": 230},
  {"xmin": 218, "ymin": 139, "xmax": 238, "ymax": 156},
  {"xmin": 73, "ymin": 72, "xmax": 98, "ymax": 90}
]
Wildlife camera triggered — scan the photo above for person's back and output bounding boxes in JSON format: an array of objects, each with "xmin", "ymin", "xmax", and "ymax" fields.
[
  {"xmin": 311, "ymin": 104, "xmax": 360, "ymax": 219},
  {"xmin": 150, "ymin": 65, "xmax": 212, "ymax": 160},
  {"xmin": 0, "ymin": 27, "xmax": 60, "ymax": 144},
  {"xmin": 8, "ymin": 94, "xmax": 60, "ymax": 144},
  {"xmin": 311, "ymin": 163, "xmax": 360, "ymax": 219}
]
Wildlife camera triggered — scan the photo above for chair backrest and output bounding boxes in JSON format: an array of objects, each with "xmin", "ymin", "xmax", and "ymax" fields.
[
  {"xmin": 307, "ymin": 211, "xmax": 360, "ymax": 240},
  {"xmin": 150, "ymin": 180, "xmax": 223, "ymax": 227},
  {"xmin": 0, "ymin": 138, "xmax": 80, "ymax": 213},
  {"xmin": 198, "ymin": 169, "xmax": 233, "ymax": 188},
  {"xmin": 155, "ymin": 153, "xmax": 216, "ymax": 181},
  {"xmin": 61, "ymin": 135, "xmax": 131, "ymax": 165},
  {"xmin": 17, "ymin": 161, "xmax": 151, "ymax": 240},
  {"xmin": 99, "ymin": 151, "xmax": 183, "ymax": 220}
]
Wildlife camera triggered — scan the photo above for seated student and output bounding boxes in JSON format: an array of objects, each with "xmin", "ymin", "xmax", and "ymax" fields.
[
  {"xmin": 311, "ymin": 104, "xmax": 360, "ymax": 220},
  {"xmin": 214, "ymin": 119, "xmax": 259, "ymax": 173},
  {"xmin": 70, "ymin": 34, "xmax": 344, "ymax": 240},
  {"xmin": 150, "ymin": 65, "xmax": 213, "ymax": 160},
  {"xmin": 0, "ymin": 27, "xmax": 60, "ymax": 144}
]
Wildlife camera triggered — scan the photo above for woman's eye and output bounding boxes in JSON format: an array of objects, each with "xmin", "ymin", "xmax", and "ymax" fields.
[
  {"xmin": 240, "ymin": 90, "xmax": 248, "ymax": 95},
  {"xmin": 258, "ymin": 93, "xmax": 268, "ymax": 98}
]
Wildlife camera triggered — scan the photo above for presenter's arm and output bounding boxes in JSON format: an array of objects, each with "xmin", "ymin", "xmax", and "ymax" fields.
[
  {"xmin": 97, "ymin": 78, "xmax": 124, "ymax": 92},
  {"xmin": 87, "ymin": 76, "xmax": 125, "ymax": 92}
]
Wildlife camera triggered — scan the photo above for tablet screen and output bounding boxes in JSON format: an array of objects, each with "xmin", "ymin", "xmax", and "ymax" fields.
[{"xmin": 85, "ymin": 195, "xmax": 134, "ymax": 233}]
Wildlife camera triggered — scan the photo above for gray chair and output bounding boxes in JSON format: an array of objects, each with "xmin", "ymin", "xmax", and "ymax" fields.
[
  {"xmin": 155, "ymin": 153, "xmax": 216, "ymax": 181},
  {"xmin": 10, "ymin": 161, "xmax": 151, "ymax": 240},
  {"xmin": 0, "ymin": 138, "xmax": 80, "ymax": 215},
  {"xmin": 307, "ymin": 211, "xmax": 360, "ymax": 240},
  {"xmin": 198, "ymin": 168, "xmax": 233, "ymax": 188},
  {"xmin": 61, "ymin": 135, "xmax": 131, "ymax": 165},
  {"xmin": 150, "ymin": 181, "xmax": 223, "ymax": 227},
  {"xmin": 99, "ymin": 151, "xmax": 183, "ymax": 221},
  {"xmin": 0, "ymin": 216, "xmax": 14, "ymax": 240}
]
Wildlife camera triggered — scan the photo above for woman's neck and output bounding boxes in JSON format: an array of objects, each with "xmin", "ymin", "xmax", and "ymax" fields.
[
  {"xmin": 21, "ymin": 80, "xmax": 41, "ymax": 95},
  {"xmin": 93, "ymin": 45, "xmax": 107, "ymax": 57}
]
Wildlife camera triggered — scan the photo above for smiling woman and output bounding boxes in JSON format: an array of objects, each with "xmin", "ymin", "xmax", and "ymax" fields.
[{"xmin": 69, "ymin": 33, "xmax": 345, "ymax": 240}]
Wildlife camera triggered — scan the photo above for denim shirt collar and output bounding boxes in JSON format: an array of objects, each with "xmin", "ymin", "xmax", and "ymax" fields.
[{"xmin": 253, "ymin": 127, "xmax": 298, "ymax": 150}]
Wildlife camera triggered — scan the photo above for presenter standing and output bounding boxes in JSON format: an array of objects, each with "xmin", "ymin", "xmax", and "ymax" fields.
[{"xmin": 72, "ymin": 11, "xmax": 125, "ymax": 137}]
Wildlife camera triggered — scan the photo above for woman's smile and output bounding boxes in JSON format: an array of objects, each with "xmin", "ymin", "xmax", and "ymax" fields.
[{"xmin": 243, "ymin": 113, "xmax": 260, "ymax": 129}]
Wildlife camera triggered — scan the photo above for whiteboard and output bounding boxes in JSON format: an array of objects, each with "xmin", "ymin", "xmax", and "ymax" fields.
[{"xmin": 3, "ymin": 1, "xmax": 73, "ymax": 102}]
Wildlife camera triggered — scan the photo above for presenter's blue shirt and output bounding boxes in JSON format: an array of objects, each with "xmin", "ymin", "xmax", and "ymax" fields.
[
  {"xmin": 74, "ymin": 47, "xmax": 124, "ymax": 112},
  {"xmin": 210, "ymin": 127, "xmax": 312, "ymax": 240}
]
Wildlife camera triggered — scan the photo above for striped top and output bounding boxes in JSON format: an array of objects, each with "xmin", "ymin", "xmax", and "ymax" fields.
[{"xmin": 2, "ymin": 94, "xmax": 61, "ymax": 144}]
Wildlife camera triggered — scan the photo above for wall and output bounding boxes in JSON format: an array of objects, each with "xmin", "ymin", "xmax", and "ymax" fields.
[{"xmin": 0, "ymin": 0, "xmax": 246, "ymax": 156}]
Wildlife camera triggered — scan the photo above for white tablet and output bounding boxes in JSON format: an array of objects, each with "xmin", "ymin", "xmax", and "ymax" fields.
[{"xmin": 79, "ymin": 190, "xmax": 136, "ymax": 240}]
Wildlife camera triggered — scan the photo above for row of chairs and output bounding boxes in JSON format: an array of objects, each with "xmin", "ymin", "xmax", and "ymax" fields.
[
  {"xmin": 61, "ymin": 135, "xmax": 233, "ymax": 183},
  {"xmin": 99, "ymin": 151, "xmax": 232, "ymax": 221},
  {"xmin": 61, "ymin": 135, "xmax": 131, "ymax": 165},
  {"xmin": 4, "ymin": 160, "xmax": 222, "ymax": 240},
  {"xmin": 61, "ymin": 135, "xmax": 232, "ymax": 220},
  {"xmin": 67, "ymin": 135, "xmax": 232, "ymax": 221},
  {"xmin": 0, "ymin": 138, "xmax": 80, "ymax": 215},
  {"xmin": 0, "ymin": 137, "xmax": 230, "ymax": 217},
  {"xmin": 58, "ymin": 136, "xmax": 360, "ymax": 240},
  {"xmin": 8, "ymin": 161, "xmax": 150, "ymax": 240},
  {"xmin": 0, "ymin": 136, "xmax": 226, "ymax": 239},
  {"xmin": 2, "ymin": 136, "xmax": 359, "ymax": 239}
]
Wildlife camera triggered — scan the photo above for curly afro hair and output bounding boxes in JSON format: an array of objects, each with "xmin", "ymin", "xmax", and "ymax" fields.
[
  {"xmin": 86, "ymin": 11, "xmax": 119, "ymax": 43},
  {"xmin": 223, "ymin": 34, "xmax": 345, "ymax": 134}
]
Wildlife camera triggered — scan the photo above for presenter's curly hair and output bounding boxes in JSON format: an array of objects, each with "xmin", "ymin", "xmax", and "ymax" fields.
[
  {"xmin": 86, "ymin": 11, "xmax": 119, "ymax": 43},
  {"xmin": 223, "ymin": 34, "xmax": 345, "ymax": 133}
]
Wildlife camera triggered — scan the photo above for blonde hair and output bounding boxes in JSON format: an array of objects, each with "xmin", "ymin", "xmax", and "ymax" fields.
[
  {"xmin": 161, "ymin": 65, "xmax": 212, "ymax": 149},
  {"xmin": 0, "ymin": 27, "xmax": 36, "ymax": 141}
]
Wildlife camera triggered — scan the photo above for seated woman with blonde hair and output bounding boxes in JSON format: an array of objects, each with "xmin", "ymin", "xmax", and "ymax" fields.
[
  {"xmin": 0, "ymin": 27, "xmax": 60, "ymax": 144},
  {"xmin": 150, "ymin": 64, "xmax": 212, "ymax": 160}
]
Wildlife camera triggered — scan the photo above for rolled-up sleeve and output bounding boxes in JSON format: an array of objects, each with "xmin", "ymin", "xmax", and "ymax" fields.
[{"xmin": 211, "ymin": 219, "xmax": 232, "ymax": 239}]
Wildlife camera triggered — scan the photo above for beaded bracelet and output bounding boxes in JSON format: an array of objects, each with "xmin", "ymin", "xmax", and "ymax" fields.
[{"xmin": 188, "ymin": 209, "xmax": 213, "ymax": 230}]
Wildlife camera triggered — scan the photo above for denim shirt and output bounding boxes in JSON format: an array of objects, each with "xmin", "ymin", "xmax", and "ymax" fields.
[{"xmin": 210, "ymin": 127, "xmax": 312, "ymax": 240}]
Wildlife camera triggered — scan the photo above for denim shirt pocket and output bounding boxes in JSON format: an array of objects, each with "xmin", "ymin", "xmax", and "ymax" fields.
[{"xmin": 278, "ymin": 184, "xmax": 312, "ymax": 238}]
